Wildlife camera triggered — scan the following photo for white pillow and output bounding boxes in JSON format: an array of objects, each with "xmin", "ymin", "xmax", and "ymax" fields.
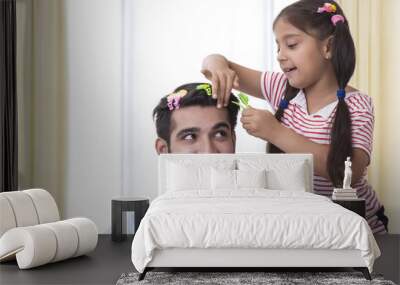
[
  {"xmin": 167, "ymin": 162, "xmax": 210, "ymax": 191},
  {"xmin": 237, "ymin": 158, "xmax": 308, "ymax": 191},
  {"xmin": 166, "ymin": 159, "xmax": 235, "ymax": 192},
  {"xmin": 266, "ymin": 162, "xmax": 307, "ymax": 191},
  {"xmin": 211, "ymin": 168, "xmax": 236, "ymax": 190},
  {"xmin": 211, "ymin": 168, "xmax": 267, "ymax": 190},
  {"xmin": 236, "ymin": 169, "xmax": 267, "ymax": 189}
]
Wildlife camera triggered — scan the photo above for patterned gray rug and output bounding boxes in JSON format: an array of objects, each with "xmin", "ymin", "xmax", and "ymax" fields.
[{"xmin": 116, "ymin": 271, "xmax": 396, "ymax": 285}]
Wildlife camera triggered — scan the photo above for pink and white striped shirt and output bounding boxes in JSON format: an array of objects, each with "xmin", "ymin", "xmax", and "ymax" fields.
[{"xmin": 261, "ymin": 71, "xmax": 386, "ymax": 234}]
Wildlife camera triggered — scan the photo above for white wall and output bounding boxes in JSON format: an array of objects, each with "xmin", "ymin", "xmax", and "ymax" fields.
[
  {"xmin": 122, "ymin": 0, "xmax": 279, "ymax": 201},
  {"xmin": 62, "ymin": 0, "xmax": 122, "ymax": 233}
]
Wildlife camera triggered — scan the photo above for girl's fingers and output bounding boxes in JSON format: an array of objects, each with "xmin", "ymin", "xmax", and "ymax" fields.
[
  {"xmin": 206, "ymin": 68, "xmax": 238, "ymax": 108},
  {"xmin": 242, "ymin": 123, "xmax": 252, "ymax": 132},
  {"xmin": 240, "ymin": 115, "xmax": 251, "ymax": 124},
  {"xmin": 201, "ymin": 68, "xmax": 212, "ymax": 81},
  {"xmin": 216, "ymin": 72, "xmax": 226, "ymax": 108},
  {"xmin": 233, "ymin": 74, "xmax": 239, "ymax": 89},
  {"xmin": 211, "ymin": 73, "xmax": 219, "ymax": 100},
  {"xmin": 224, "ymin": 73, "xmax": 234, "ymax": 107},
  {"xmin": 242, "ymin": 107, "xmax": 253, "ymax": 117}
]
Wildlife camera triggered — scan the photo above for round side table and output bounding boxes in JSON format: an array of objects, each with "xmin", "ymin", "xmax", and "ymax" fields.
[{"xmin": 111, "ymin": 197, "xmax": 149, "ymax": 242}]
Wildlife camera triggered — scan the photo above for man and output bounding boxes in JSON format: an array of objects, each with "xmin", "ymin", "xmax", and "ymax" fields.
[{"xmin": 153, "ymin": 83, "xmax": 239, "ymax": 154}]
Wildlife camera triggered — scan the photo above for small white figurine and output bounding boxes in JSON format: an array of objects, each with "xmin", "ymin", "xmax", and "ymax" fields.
[{"xmin": 343, "ymin": 156, "xmax": 352, "ymax": 189}]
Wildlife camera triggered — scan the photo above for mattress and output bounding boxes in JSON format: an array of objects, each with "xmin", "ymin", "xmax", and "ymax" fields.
[{"xmin": 131, "ymin": 189, "xmax": 380, "ymax": 273}]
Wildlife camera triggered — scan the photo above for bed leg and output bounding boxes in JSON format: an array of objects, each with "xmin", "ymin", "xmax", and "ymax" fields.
[
  {"xmin": 354, "ymin": 267, "xmax": 371, "ymax": 280},
  {"xmin": 138, "ymin": 268, "xmax": 148, "ymax": 281}
]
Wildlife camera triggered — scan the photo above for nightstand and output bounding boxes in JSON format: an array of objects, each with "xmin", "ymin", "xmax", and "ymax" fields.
[
  {"xmin": 111, "ymin": 197, "xmax": 149, "ymax": 242},
  {"xmin": 332, "ymin": 198, "xmax": 365, "ymax": 218}
]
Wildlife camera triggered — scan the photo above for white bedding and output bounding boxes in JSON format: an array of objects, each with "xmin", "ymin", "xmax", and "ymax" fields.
[{"xmin": 131, "ymin": 190, "xmax": 380, "ymax": 273}]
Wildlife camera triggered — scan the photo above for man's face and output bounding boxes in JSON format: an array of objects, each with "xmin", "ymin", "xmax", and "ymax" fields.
[{"xmin": 156, "ymin": 106, "xmax": 235, "ymax": 154}]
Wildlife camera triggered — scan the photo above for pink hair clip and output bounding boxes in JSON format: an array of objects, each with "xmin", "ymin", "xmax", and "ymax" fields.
[
  {"xmin": 167, "ymin": 96, "xmax": 181, "ymax": 110},
  {"xmin": 166, "ymin": 89, "xmax": 187, "ymax": 111},
  {"xmin": 331, "ymin": 14, "xmax": 345, "ymax": 26},
  {"xmin": 317, "ymin": 3, "xmax": 337, "ymax": 13}
]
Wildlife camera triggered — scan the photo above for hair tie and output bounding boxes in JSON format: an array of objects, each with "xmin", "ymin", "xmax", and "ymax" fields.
[
  {"xmin": 337, "ymin": 89, "xmax": 346, "ymax": 100},
  {"xmin": 331, "ymin": 14, "xmax": 345, "ymax": 26},
  {"xmin": 317, "ymin": 3, "xmax": 345, "ymax": 26},
  {"xmin": 279, "ymin": 98, "xmax": 289, "ymax": 109}
]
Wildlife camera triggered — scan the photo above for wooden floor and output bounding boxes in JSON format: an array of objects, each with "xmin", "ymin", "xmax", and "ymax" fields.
[{"xmin": 0, "ymin": 234, "xmax": 398, "ymax": 285}]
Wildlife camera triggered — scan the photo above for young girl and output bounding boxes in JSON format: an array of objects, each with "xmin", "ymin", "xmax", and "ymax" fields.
[{"xmin": 201, "ymin": 0, "xmax": 388, "ymax": 234}]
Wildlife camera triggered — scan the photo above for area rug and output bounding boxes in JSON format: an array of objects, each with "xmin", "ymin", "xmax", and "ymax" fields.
[{"xmin": 116, "ymin": 271, "xmax": 396, "ymax": 285}]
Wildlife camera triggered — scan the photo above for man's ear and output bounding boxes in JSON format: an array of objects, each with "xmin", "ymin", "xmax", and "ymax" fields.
[
  {"xmin": 323, "ymin": 36, "xmax": 334, "ymax": 60},
  {"xmin": 155, "ymin": 138, "xmax": 169, "ymax": 154}
]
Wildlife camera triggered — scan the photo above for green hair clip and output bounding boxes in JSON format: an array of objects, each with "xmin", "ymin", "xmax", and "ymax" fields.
[
  {"xmin": 232, "ymin": 92, "xmax": 250, "ymax": 111},
  {"xmin": 196, "ymin": 84, "xmax": 249, "ymax": 110},
  {"xmin": 196, "ymin": 84, "xmax": 212, "ymax": 96}
]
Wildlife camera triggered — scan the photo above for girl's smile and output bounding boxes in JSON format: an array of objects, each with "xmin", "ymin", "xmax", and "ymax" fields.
[{"xmin": 283, "ymin": 67, "xmax": 298, "ymax": 79}]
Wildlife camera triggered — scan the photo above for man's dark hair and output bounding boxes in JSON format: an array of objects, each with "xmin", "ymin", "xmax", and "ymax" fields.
[{"xmin": 153, "ymin": 83, "xmax": 239, "ymax": 144}]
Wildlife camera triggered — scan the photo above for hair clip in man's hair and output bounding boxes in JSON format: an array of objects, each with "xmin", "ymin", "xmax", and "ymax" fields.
[
  {"xmin": 167, "ymin": 96, "xmax": 181, "ymax": 110},
  {"xmin": 167, "ymin": 89, "xmax": 188, "ymax": 99},
  {"xmin": 167, "ymin": 89, "xmax": 188, "ymax": 111},
  {"xmin": 232, "ymin": 92, "xmax": 250, "ymax": 111},
  {"xmin": 196, "ymin": 84, "xmax": 212, "ymax": 96},
  {"xmin": 317, "ymin": 3, "xmax": 337, "ymax": 13}
]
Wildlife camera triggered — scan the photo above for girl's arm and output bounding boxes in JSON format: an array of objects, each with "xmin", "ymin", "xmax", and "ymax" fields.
[
  {"xmin": 271, "ymin": 124, "xmax": 368, "ymax": 185},
  {"xmin": 243, "ymin": 106, "xmax": 369, "ymax": 185},
  {"xmin": 201, "ymin": 54, "xmax": 263, "ymax": 108}
]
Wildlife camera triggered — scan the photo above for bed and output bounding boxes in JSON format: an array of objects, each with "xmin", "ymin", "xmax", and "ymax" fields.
[{"xmin": 131, "ymin": 153, "xmax": 380, "ymax": 280}]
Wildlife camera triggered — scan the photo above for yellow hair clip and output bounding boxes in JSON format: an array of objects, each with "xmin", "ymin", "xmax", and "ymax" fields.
[{"xmin": 167, "ymin": 89, "xmax": 188, "ymax": 100}]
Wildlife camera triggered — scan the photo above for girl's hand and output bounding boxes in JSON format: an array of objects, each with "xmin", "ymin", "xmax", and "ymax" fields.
[
  {"xmin": 241, "ymin": 107, "xmax": 280, "ymax": 141},
  {"xmin": 201, "ymin": 54, "xmax": 239, "ymax": 108}
]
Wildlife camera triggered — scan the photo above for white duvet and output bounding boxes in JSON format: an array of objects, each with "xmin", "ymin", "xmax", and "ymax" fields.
[{"xmin": 131, "ymin": 190, "xmax": 380, "ymax": 273}]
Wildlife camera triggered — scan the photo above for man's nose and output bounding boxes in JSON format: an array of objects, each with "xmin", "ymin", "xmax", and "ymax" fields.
[{"xmin": 199, "ymin": 139, "xmax": 218, "ymax": 153}]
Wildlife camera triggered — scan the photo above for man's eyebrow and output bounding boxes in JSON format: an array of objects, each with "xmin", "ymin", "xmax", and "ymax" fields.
[
  {"xmin": 175, "ymin": 127, "xmax": 200, "ymax": 137},
  {"xmin": 212, "ymin": 122, "xmax": 231, "ymax": 130}
]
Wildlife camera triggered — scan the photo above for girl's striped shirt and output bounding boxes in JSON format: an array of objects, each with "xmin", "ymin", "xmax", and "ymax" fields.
[{"xmin": 261, "ymin": 71, "xmax": 386, "ymax": 234}]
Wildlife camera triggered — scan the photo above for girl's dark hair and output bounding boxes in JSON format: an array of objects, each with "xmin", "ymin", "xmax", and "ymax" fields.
[
  {"xmin": 152, "ymin": 83, "xmax": 239, "ymax": 145},
  {"xmin": 270, "ymin": 0, "xmax": 355, "ymax": 187}
]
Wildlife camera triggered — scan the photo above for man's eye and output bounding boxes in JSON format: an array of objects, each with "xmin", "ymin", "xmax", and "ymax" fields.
[
  {"xmin": 214, "ymin": 131, "xmax": 227, "ymax": 138},
  {"xmin": 182, "ymin": 134, "xmax": 196, "ymax": 141}
]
